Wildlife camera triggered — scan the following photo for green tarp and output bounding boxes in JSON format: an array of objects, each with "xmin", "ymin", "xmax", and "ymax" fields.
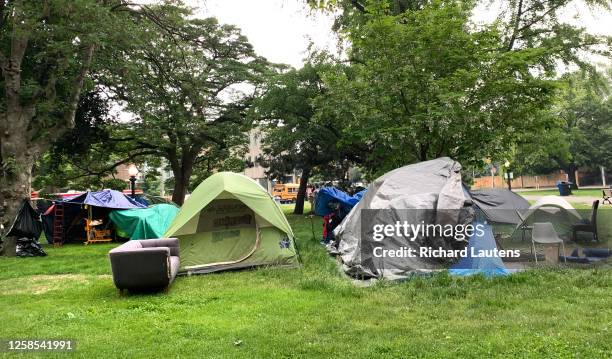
[
  {"xmin": 110, "ymin": 204, "xmax": 179, "ymax": 240},
  {"xmin": 164, "ymin": 172, "xmax": 299, "ymax": 275}
]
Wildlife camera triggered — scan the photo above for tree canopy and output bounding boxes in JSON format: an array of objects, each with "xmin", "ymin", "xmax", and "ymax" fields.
[
  {"xmin": 307, "ymin": 0, "xmax": 611, "ymax": 177},
  {"xmin": 0, "ymin": 0, "xmax": 163, "ymax": 227},
  {"xmin": 256, "ymin": 60, "xmax": 366, "ymax": 213},
  {"xmin": 104, "ymin": 15, "xmax": 270, "ymax": 204},
  {"xmin": 513, "ymin": 70, "xmax": 612, "ymax": 187}
]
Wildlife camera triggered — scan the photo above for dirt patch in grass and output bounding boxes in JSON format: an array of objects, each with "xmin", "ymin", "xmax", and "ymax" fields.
[{"xmin": 0, "ymin": 274, "xmax": 111, "ymax": 295}]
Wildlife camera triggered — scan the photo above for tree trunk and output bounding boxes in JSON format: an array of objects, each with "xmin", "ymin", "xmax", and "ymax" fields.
[
  {"xmin": 172, "ymin": 177, "xmax": 190, "ymax": 206},
  {"xmin": 567, "ymin": 164, "xmax": 579, "ymax": 190},
  {"xmin": 170, "ymin": 161, "xmax": 194, "ymax": 206},
  {"xmin": 0, "ymin": 111, "xmax": 35, "ymax": 255},
  {"xmin": 0, "ymin": 113, "xmax": 35, "ymax": 228},
  {"xmin": 293, "ymin": 167, "xmax": 311, "ymax": 215}
]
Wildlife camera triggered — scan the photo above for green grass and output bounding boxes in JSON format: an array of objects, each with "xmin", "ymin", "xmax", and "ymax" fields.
[
  {"xmin": 517, "ymin": 188, "xmax": 604, "ymax": 198},
  {"xmin": 1, "ymin": 204, "xmax": 611, "ymax": 358}
]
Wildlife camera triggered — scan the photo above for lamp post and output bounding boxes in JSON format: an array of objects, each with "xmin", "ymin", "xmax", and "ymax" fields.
[{"xmin": 127, "ymin": 164, "xmax": 139, "ymax": 198}]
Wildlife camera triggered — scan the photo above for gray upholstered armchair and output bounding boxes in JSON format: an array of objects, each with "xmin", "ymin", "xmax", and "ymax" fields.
[{"xmin": 109, "ymin": 238, "xmax": 180, "ymax": 291}]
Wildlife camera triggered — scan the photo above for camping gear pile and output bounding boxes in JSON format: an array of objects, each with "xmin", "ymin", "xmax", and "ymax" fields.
[
  {"xmin": 0, "ymin": 189, "xmax": 180, "ymax": 258},
  {"xmin": 164, "ymin": 172, "xmax": 299, "ymax": 275}
]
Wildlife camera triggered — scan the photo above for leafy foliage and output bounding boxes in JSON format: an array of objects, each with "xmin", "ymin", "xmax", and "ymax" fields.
[
  {"xmin": 256, "ymin": 60, "xmax": 366, "ymax": 212},
  {"xmin": 310, "ymin": 0, "xmax": 611, "ymax": 177},
  {"xmin": 32, "ymin": 91, "xmax": 124, "ymax": 191},
  {"xmin": 104, "ymin": 14, "xmax": 269, "ymax": 204},
  {"xmin": 514, "ymin": 70, "xmax": 612, "ymax": 181},
  {"xmin": 0, "ymin": 0, "xmax": 162, "ymax": 226}
]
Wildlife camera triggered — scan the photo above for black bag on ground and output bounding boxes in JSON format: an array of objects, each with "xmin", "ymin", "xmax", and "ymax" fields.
[
  {"xmin": 16, "ymin": 237, "xmax": 47, "ymax": 257},
  {"xmin": 7, "ymin": 199, "xmax": 43, "ymax": 239}
]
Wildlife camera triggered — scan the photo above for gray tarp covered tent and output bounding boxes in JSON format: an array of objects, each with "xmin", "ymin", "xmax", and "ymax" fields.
[
  {"xmin": 468, "ymin": 188, "xmax": 530, "ymax": 224},
  {"xmin": 333, "ymin": 157, "xmax": 473, "ymax": 280}
]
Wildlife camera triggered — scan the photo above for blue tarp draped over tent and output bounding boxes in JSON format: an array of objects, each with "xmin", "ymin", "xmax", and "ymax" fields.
[
  {"xmin": 353, "ymin": 189, "xmax": 367, "ymax": 202},
  {"xmin": 61, "ymin": 190, "xmax": 147, "ymax": 209},
  {"xmin": 449, "ymin": 221, "xmax": 511, "ymax": 277},
  {"xmin": 133, "ymin": 196, "xmax": 149, "ymax": 207},
  {"xmin": 314, "ymin": 188, "xmax": 367, "ymax": 216}
]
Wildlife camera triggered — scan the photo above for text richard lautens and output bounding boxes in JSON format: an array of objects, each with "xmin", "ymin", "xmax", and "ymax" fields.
[{"xmin": 369, "ymin": 221, "xmax": 521, "ymax": 259}]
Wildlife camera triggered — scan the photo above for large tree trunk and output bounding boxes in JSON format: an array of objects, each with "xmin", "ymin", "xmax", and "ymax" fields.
[
  {"xmin": 170, "ymin": 159, "xmax": 194, "ymax": 206},
  {"xmin": 293, "ymin": 167, "xmax": 311, "ymax": 215},
  {"xmin": 0, "ymin": 110, "xmax": 35, "ymax": 255},
  {"xmin": 567, "ymin": 164, "xmax": 579, "ymax": 190},
  {"xmin": 1, "ymin": 114, "xmax": 35, "ymax": 225},
  {"xmin": 0, "ymin": 20, "xmax": 95, "ymax": 249},
  {"xmin": 172, "ymin": 176, "xmax": 190, "ymax": 206}
]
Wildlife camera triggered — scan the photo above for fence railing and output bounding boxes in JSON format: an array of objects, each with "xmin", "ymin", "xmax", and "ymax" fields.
[{"xmin": 472, "ymin": 173, "xmax": 568, "ymax": 189}]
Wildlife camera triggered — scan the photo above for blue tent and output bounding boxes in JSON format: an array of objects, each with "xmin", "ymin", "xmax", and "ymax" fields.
[
  {"xmin": 449, "ymin": 221, "xmax": 511, "ymax": 277},
  {"xmin": 61, "ymin": 189, "xmax": 146, "ymax": 209},
  {"xmin": 314, "ymin": 187, "xmax": 366, "ymax": 216}
]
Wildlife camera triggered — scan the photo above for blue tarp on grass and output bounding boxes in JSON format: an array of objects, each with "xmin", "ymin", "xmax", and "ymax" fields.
[{"xmin": 449, "ymin": 221, "xmax": 511, "ymax": 277}]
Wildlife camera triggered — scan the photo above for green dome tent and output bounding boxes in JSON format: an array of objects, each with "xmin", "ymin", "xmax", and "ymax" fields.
[{"xmin": 164, "ymin": 172, "xmax": 299, "ymax": 275}]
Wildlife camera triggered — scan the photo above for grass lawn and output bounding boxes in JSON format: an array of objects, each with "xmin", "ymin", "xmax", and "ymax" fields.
[
  {"xmin": 1, "ymin": 204, "xmax": 611, "ymax": 358},
  {"xmin": 517, "ymin": 188, "xmax": 605, "ymax": 198}
]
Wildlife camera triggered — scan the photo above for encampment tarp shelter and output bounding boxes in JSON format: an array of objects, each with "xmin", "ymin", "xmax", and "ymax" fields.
[
  {"xmin": 314, "ymin": 187, "xmax": 366, "ymax": 216},
  {"xmin": 333, "ymin": 157, "xmax": 485, "ymax": 280},
  {"xmin": 468, "ymin": 188, "xmax": 530, "ymax": 224},
  {"xmin": 513, "ymin": 195, "xmax": 582, "ymax": 239},
  {"xmin": 164, "ymin": 172, "xmax": 299, "ymax": 275},
  {"xmin": 61, "ymin": 190, "xmax": 147, "ymax": 209},
  {"xmin": 110, "ymin": 204, "xmax": 179, "ymax": 240},
  {"xmin": 42, "ymin": 190, "xmax": 146, "ymax": 244}
]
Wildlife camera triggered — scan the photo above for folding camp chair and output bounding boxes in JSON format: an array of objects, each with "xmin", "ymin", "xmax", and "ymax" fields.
[
  {"xmin": 572, "ymin": 200, "xmax": 599, "ymax": 242},
  {"xmin": 531, "ymin": 222, "xmax": 566, "ymax": 264},
  {"xmin": 517, "ymin": 211, "xmax": 532, "ymax": 242},
  {"xmin": 603, "ymin": 189, "xmax": 612, "ymax": 205}
]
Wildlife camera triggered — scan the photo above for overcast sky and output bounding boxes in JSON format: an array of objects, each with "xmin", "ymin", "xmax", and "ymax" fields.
[
  {"xmin": 190, "ymin": 0, "xmax": 337, "ymax": 68},
  {"xmin": 189, "ymin": 0, "xmax": 612, "ymax": 69}
]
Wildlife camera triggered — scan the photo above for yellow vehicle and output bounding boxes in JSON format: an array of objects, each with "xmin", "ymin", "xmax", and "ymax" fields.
[{"xmin": 272, "ymin": 183, "xmax": 300, "ymax": 203}]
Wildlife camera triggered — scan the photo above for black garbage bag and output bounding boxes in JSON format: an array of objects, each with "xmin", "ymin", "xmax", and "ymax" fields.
[
  {"xmin": 7, "ymin": 200, "xmax": 42, "ymax": 239},
  {"xmin": 16, "ymin": 237, "xmax": 47, "ymax": 257}
]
